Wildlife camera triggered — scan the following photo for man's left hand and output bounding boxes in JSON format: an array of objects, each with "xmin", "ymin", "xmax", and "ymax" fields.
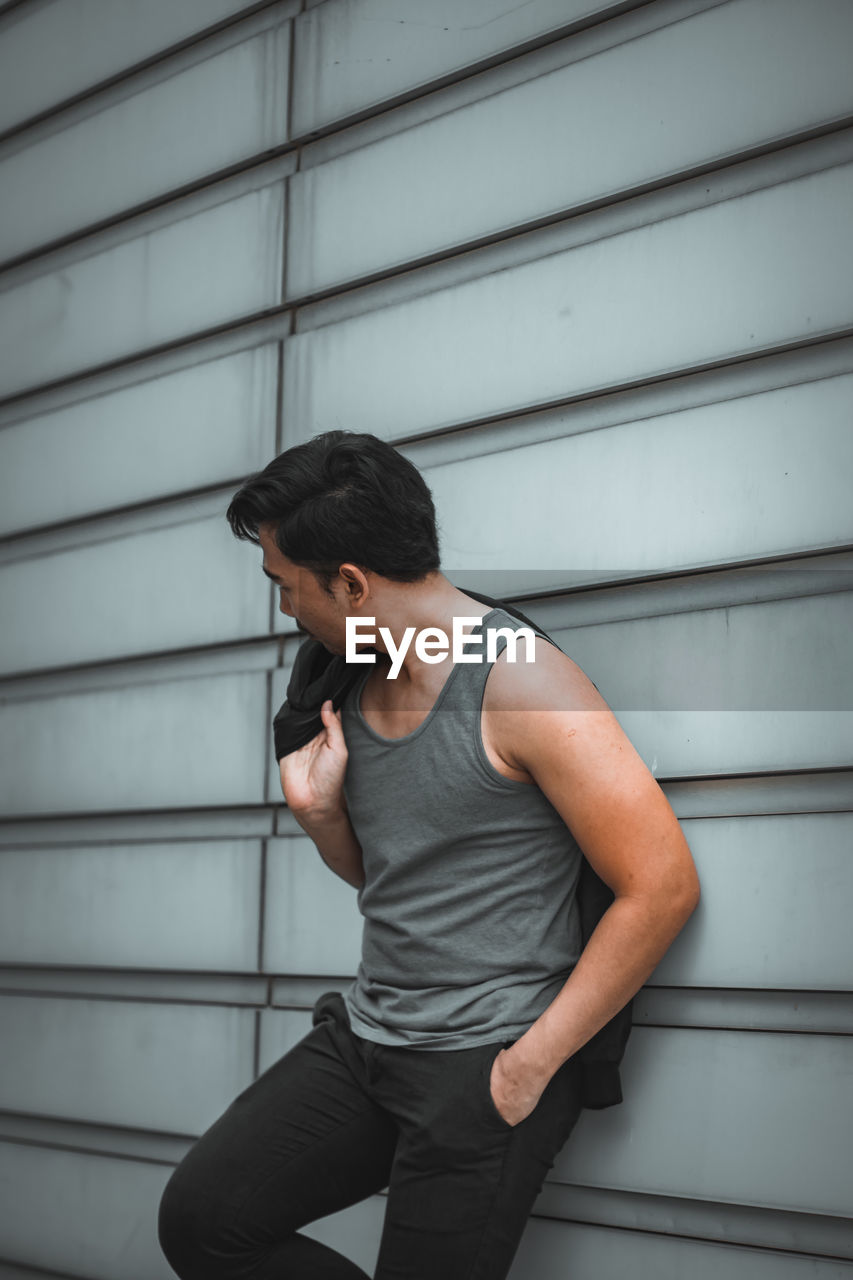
[{"xmin": 488, "ymin": 1046, "xmax": 549, "ymax": 1127}]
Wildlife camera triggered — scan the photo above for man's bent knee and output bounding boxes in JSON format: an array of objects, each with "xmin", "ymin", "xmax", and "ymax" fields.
[
  {"xmin": 157, "ymin": 1161, "xmax": 210, "ymax": 1279},
  {"xmin": 158, "ymin": 1160, "xmax": 243, "ymax": 1278}
]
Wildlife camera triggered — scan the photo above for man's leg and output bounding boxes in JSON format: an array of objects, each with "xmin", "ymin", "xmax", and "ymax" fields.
[
  {"xmin": 157, "ymin": 994, "xmax": 398, "ymax": 1280},
  {"xmin": 372, "ymin": 1038, "xmax": 584, "ymax": 1280}
]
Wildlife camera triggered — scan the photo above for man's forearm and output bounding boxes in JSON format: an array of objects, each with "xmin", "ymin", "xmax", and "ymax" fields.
[
  {"xmin": 291, "ymin": 805, "xmax": 366, "ymax": 890},
  {"xmin": 510, "ymin": 891, "xmax": 698, "ymax": 1089}
]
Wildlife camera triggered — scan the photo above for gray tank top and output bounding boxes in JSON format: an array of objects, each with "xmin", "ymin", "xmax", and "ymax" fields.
[{"xmin": 340, "ymin": 606, "xmax": 584, "ymax": 1049}]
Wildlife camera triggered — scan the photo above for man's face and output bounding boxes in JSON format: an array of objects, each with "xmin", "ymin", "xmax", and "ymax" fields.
[{"xmin": 258, "ymin": 523, "xmax": 347, "ymax": 653}]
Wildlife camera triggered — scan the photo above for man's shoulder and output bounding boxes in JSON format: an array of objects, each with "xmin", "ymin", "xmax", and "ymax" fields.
[
  {"xmin": 483, "ymin": 626, "xmax": 589, "ymax": 713},
  {"xmin": 480, "ymin": 630, "xmax": 603, "ymax": 780}
]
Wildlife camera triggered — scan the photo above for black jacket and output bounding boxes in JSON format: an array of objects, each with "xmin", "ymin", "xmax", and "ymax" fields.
[{"xmin": 272, "ymin": 589, "xmax": 633, "ymax": 1110}]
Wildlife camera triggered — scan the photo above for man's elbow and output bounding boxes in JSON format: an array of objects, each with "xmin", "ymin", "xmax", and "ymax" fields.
[
  {"xmin": 642, "ymin": 862, "xmax": 701, "ymax": 930},
  {"xmin": 671, "ymin": 865, "xmax": 701, "ymax": 926},
  {"xmin": 614, "ymin": 846, "xmax": 701, "ymax": 928}
]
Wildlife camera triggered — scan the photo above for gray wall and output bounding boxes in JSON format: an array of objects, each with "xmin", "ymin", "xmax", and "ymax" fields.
[{"xmin": 0, "ymin": 0, "xmax": 852, "ymax": 1276}]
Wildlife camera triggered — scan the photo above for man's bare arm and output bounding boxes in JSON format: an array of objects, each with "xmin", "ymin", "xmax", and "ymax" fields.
[
  {"xmin": 290, "ymin": 805, "xmax": 365, "ymax": 890},
  {"xmin": 279, "ymin": 699, "xmax": 366, "ymax": 890},
  {"xmin": 487, "ymin": 638, "xmax": 700, "ymax": 1124}
]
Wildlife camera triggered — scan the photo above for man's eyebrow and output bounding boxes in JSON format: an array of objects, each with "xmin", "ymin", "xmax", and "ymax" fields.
[{"xmin": 261, "ymin": 565, "xmax": 282, "ymax": 583}]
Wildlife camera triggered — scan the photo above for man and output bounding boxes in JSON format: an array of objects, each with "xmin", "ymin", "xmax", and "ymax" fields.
[{"xmin": 158, "ymin": 430, "xmax": 700, "ymax": 1280}]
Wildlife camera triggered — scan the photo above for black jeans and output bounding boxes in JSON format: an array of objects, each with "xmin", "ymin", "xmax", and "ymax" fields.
[{"xmin": 158, "ymin": 991, "xmax": 583, "ymax": 1280}]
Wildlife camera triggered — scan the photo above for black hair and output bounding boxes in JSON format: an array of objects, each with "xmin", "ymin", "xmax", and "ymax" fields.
[{"xmin": 225, "ymin": 430, "xmax": 441, "ymax": 593}]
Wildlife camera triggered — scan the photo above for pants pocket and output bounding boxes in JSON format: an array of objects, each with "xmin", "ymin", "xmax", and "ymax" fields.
[
  {"xmin": 478, "ymin": 1039, "xmax": 518, "ymax": 1131},
  {"xmin": 311, "ymin": 989, "xmax": 349, "ymax": 1030}
]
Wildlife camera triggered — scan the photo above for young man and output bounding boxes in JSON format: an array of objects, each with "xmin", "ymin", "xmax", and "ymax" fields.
[{"xmin": 158, "ymin": 430, "xmax": 700, "ymax": 1280}]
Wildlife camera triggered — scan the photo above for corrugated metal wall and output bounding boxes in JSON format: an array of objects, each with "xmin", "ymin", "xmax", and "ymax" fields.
[{"xmin": 1, "ymin": 0, "xmax": 851, "ymax": 1275}]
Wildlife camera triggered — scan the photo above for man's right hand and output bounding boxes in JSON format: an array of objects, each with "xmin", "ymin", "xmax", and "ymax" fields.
[
  {"xmin": 279, "ymin": 698, "xmax": 349, "ymax": 820},
  {"xmin": 279, "ymin": 700, "xmax": 364, "ymax": 889}
]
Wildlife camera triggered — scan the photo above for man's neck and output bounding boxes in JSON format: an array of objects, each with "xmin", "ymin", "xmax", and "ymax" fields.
[{"xmin": 364, "ymin": 577, "xmax": 495, "ymax": 687}]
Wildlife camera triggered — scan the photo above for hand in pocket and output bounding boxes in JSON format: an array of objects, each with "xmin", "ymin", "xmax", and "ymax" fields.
[{"xmin": 486, "ymin": 1043, "xmax": 543, "ymax": 1129}]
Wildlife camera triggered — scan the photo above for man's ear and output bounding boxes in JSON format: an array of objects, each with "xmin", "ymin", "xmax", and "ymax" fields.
[{"xmin": 337, "ymin": 562, "xmax": 370, "ymax": 608}]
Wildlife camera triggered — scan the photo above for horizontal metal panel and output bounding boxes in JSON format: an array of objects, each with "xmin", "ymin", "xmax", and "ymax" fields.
[
  {"xmin": 0, "ymin": 804, "xmax": 275, "ymax": 847},
  {"xmin": 0, "ymin": 1264, "xmax": 82, "ymax": 1280},
  {"xmin": 0, "ymin": 670, "xmax": 268, "ymax": 814},
  {"xmin": 616, "ymin": 710, "xmax": 853, "ymax": 779},
  {"xmin": 0, "ymin": 969, "xmax": 266, "ymax": 1010},
  {"xmin": 405, "ymin": 333, "xmax": 853, "ymax": 474},
  {"xmin": 264, "ymin": 836, "xmax": 362, "ymax": 974},
  {"xmin": 0, "ymin": 1110, "xmax": 190, "ymax": 1166},
  {"xmin": 0, "ymin": 995, "xmax": 255, "ymax": 1132},
  {"xmin": 512, "ymin": 1216, "xmax": 853, "ymax": 1278},
  {"xmin": 289, "ymin": 0, "xmax": 853, "ymax": 295},
  {"xmin": 0, "ymin": 1142, "xmax": 175, "ymax": 1280},
  {"xmin": 0, "ymin": 182, "xmax": 284, "ymax": 400},
  {"xmin": 558, "ymin": 1026, "xmax": 853, "ymax": 1216},
  {"xmin": 0, "ymin": 627, "xmax": 274, "ymax": 699},
  {"xmin": 652, "ymin": 813, "xmax": 853, "ymax": 990},
  {"xmin": 0, "ymin": 840, "xmax": 261, "ymax": 969},
  {"xmin": 296, "ymin": 0, "xmax": 726, "ymax": 172},
  {"xmin": 270, "ymin": 975, "xmax": 359, "ymax": 1007},
  {"xmin": 0, "ymin": 25, "xmax": 290, "ymax": 264},
  {"xmin": 0, "ymin": 513, "xmax": 269, "ymax": 674},
  {"xmin": 417, "ymin": 372, "xmax": 853, "ymax": 577},
  {"xmin": 536, "ymin": 1181, "xmax": 853, "ymax": 1263},
  {"xmin": 0, "ymin": 345, "xmax": 278, "ymax": 535},
  {"xmin": 635, "ymin": 989, "xmax": 853, "ymax": 1035},
  {"xmin": 0, "ymin": 0, "xmax": 284, "ymax": 135},
  {"xmin": 283, "ymin": 161, "xmax": 853, "ymax": 440},
  {"xmin": 514, "ymin": 551, "xmax": 853, "ymax": 633},
  {"xmin": 291, "ymin": 0, "xmax": 652, "ymax": 135},
  {"xmin": 663, "ymin": 769, "xmax": 853, "ymax": 821},
  {"xmin": 545, "ymin": 592, "xmax": 853, "ymax": 714},
  {"xmin": 261, "ymin": 811, "xmax": 852, "ymax": 991},
  {"xmin": 294, "ymin": 124, "xmax": 853, "ymax": 334}
]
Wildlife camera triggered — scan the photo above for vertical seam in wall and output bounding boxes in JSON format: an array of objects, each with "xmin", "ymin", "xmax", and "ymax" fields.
[
  {"xmin": 253, "ymin": 1006, "xmax": 262, "ymax": 1079},
  {"xmin": 274, "ymin": 338, "xmax": 285, "ymax": 460},
  {"xmin": 263, "ymin": 668, "xmax": 274, "ymax": 798},
  {"xmin": 256, "ymin": 835, "xmax": 268, "ymax": 1079},
  {"xmin": 256, "ymin": 839, "xmax": 266, "ymax": 977},
  {"xmin": 258, "ymin": 836, "xmax": 268, "ymax": 972},
  {"xmin": 268, "ymin": 338, "xmax": 284, "ymax": 633},
  {"xmin": 285, "ymin": 4, "xmax": 297, "ymax": 150},
  {"xmin": 280, "ymin": 7, "xmax": 300, "ymax": 310},
  {"xmin": 276, "ymin": 2, "xmax": 301, "ymax": 460}
]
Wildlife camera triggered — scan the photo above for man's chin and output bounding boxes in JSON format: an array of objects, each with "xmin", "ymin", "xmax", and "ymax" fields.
[
  {"xmin": 314, "ymin": 636, "xmax": 344, "ymax": 655},
  {"xmin": 294, "ymin": 629, "xmax": 372, "ymax": 659}
]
